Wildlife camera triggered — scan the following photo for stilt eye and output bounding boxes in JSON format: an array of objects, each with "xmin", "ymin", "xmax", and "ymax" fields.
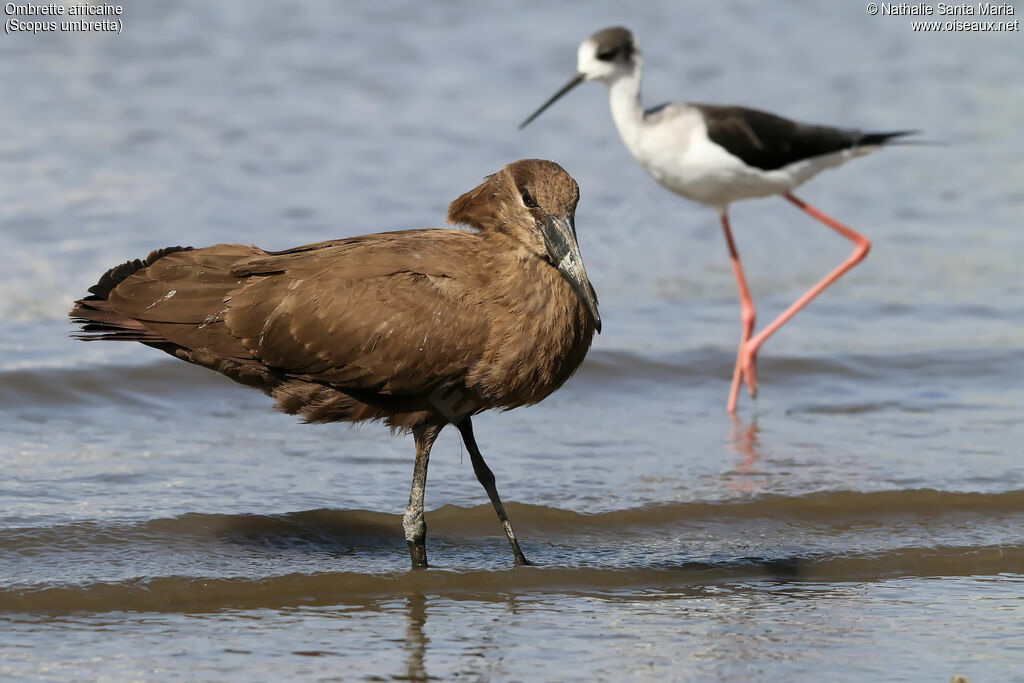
[
  {"xmin": 596, "ymin": 43, "xmax": 633, "ymax": 62},
  {"xmin": 521, "ymin": 189, "xmax": 538, "ymax": 208}
]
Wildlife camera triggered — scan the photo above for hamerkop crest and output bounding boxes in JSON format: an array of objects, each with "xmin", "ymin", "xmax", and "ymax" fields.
[{"xmin": 70, "ymin": 158, "xmax": 600, "ymax": 568}]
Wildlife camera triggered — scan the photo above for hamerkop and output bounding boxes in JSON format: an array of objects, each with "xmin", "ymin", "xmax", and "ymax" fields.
[{"xmin": 70, "ymin": 158, "xmax": 601, "ymax": 569}]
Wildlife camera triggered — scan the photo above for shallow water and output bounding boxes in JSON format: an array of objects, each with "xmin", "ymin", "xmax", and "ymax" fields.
[{"xmin": 1, "ymin": 1, "xmax": 1023, "ymax": 680}]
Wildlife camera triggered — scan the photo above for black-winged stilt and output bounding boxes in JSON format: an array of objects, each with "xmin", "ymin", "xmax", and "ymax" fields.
[{"xmin": 521, "ymin": 26, "xmax": 915, "ymax": 413}]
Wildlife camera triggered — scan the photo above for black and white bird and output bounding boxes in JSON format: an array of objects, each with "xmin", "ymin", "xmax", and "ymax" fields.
[{"xmin": 520, "ymin": 26, "xmax": 916, "ymax": 413}]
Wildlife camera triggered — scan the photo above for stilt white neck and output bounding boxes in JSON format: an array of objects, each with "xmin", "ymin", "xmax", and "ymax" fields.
[{"xmin": 607, "ymin": 66, "xmax": 644, "ymax": 149}]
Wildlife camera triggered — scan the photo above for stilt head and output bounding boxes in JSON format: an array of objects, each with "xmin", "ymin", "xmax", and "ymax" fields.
[
  {"xmin": 447, "ymin": 159, "xmax": 601, "ymax": 332},
  {"xmin": 577, "ymin": 27, "xmax": 640, "ymax": 83},
  {"xmin": 519, "ymin": 26, "xmax": 640, "ymax": 129}
]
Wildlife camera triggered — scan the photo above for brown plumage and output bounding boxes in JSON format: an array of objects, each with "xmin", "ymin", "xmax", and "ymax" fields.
[{"xmin": 70, "ymin": 158, "xmax": 600, "ymax": 568}]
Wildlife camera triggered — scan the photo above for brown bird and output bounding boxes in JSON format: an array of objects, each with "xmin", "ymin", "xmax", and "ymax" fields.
[{"xmin": 70, "ymin": 158, "xmax": 601, "ymax": 569}]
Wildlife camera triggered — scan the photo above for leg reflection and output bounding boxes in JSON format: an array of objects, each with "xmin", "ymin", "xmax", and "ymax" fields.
[
  {"xmin": 402, "ymin": 593, "xmax": 429, "ymax": 682},
  {"xmin": 727, "ymin": 416, "xmax": 764, "ymax": 493}
]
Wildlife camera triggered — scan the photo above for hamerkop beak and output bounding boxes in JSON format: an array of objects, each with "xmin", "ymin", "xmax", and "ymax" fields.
[
  {"xmin": 541, "ymin": 213, "xmax": 601, "ymax": 333},
  {"xmin": 519, "ymin": 73, "xmax": 585, "ymax": 129}
]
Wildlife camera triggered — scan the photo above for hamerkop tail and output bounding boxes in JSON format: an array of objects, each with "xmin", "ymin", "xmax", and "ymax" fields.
[{"xmin": 70, "ymin": 158, "xmax": 600, "ymax": 569}]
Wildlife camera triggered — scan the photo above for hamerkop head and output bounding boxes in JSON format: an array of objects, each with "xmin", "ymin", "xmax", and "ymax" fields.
[{"xmin": 448, "ymin": 159, "xmax": 601, "ymax": 332}]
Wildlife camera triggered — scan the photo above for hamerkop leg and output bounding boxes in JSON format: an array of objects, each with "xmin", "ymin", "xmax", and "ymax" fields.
[
  {"xmin": 404, "ymin": 424, "xmax": 442, "ymax": 570},
  {"xmin": 456, "ymin": 417, "xmax": 531, "ymax": 566}
]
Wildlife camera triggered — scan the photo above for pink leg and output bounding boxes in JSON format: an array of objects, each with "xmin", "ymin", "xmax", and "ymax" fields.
[
  {"xmin": 721, "ymin": 212, "xmax": 758, "ymax": 414},
  {"xmin": 734, "ymin": 193, "xmax": 872, "ymax": 394}
]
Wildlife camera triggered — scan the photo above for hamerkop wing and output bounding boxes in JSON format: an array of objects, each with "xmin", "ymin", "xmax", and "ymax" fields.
[
  {"xmin": 71, "ymin": 158, "xmax": 600, "ymax": 568},
  {"xmin": 104, "ymin": 232, "xmax": 491, "ymax": 392}
]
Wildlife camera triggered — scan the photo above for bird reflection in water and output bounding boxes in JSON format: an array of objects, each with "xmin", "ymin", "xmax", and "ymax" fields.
[
  {"xmin": 726, "ymin": 417, "xmax": 765, "ymax": 493},
  {"xmin": 401, "ymin": 593, "xmax": 429, "ymax": 682}
]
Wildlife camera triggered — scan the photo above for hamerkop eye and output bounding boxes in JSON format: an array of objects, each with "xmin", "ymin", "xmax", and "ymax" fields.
[
  {"xmin": 521, "ymin": 189, "xmax": 538, "ymax": 208},
  {"xmin": 70, "ymin": 158, "xmax": 601, "ymax": 570}
]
